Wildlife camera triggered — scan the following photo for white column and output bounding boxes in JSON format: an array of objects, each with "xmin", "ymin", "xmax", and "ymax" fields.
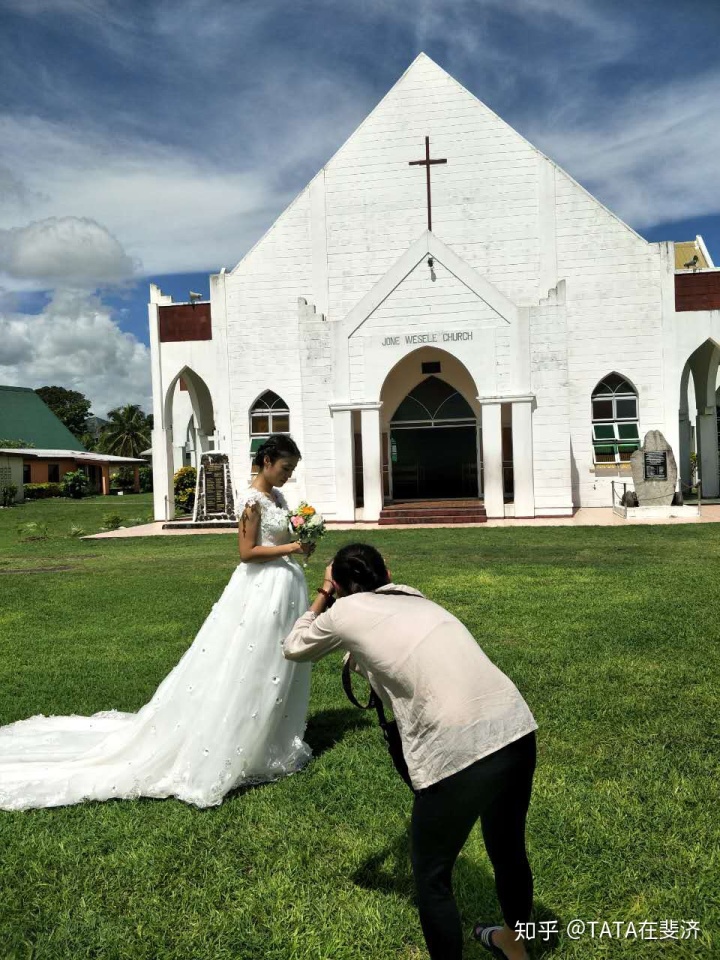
[
  {"xmin": 512, "ymin": 400, "xmax": 535, "ymax": 517},
  {"xmin": 696, "ymin": 407, "xmax": 719, "ymax": 497},
  {"xmin": 481, "ymin": 402, "xmax": 504, "ymax": 518},
  {"xmin": 330, "ymin": 408, "xmax": 355, "ymax": 521},
  {"xmin": 361, "ymin": 405, "xmax": 383, "ymax": 521},
  {"xmin": 152, "ymin": 426, "xmax": 175, "ymax": 521}
]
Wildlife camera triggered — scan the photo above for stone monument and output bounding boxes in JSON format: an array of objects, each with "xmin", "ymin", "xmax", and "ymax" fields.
[
  {"xmin": 630, "ymin": 430, "xmax": 677, "ymax": 506},
  {"xmin": 193, "ymin": 452, "xmax": 237, "ymax": 523}
]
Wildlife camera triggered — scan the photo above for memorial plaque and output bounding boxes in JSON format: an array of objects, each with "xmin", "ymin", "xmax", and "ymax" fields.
[
  {"xmin": 193, "ymin": 452, "xmax": 237, "ymax": 522},
  {"xmin": 644, "ymin": 451, "xmax": 668, "ymax": 481},
  {"xmin": 630, "ymin": 431, "xmax": 677, "ymax": 506},
  {"xmin": 203, "ymin": 463, "xmax": 225, "ymax": 514}
]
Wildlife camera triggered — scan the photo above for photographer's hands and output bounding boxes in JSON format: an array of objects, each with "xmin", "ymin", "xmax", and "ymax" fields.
[{"xmin": 309, "ymin": 564, "xmax": 336, "ymax": 616}]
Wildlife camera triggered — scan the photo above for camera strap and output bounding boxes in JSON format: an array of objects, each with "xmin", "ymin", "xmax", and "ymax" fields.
[{"xmin": 341, "ymin": 656, "xmax": 415, "ymax": 792}]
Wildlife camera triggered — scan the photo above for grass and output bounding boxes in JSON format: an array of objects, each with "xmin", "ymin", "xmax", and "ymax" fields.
[{"xmin": 0, "ymin": 496, "xmax": 718, "ymax": 958}]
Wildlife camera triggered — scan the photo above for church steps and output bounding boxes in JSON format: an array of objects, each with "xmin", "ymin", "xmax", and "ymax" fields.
[{"xmin": 378, "ymin": 501, "xmax": 487, "ymax": 525}]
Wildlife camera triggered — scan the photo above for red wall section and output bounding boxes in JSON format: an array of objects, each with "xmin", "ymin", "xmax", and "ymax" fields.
[
  {"xmin": 675, "ymin": 273, "xmax": 720, "ymax": 312},
  {"xmin": 158, "ymin": 303, "xmax": 212, "ymax": 342}
]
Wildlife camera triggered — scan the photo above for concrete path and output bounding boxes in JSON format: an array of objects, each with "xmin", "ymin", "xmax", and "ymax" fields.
[{"xmin": 86, "ymin": 505, "xmax": 720, "ymax": 539}]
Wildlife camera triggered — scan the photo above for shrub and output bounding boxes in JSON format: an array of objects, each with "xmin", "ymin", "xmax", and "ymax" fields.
[
  {"xmin": 24, "ymin": 482, "xmax": 64, "ymax": 500},
  {"xmin": 112, "ymin": 466, "xmax": 137, "ymax": 491},
  {"xmin": 17, "ymin": 520, "xmax": 49, "ymax": 541},
  {"xmin": 62, "ymin": 470, "xmax": 91, "ymax": 499},
  {"xmin": 68, "ymin": 523, "xmax": 85, "ymax": 538},
  {"xmin": 138, "ymin": 465, "xmax": 153, "ymax": 493},
  {"xmin": 101, "ymin": 513, "xmax": 123, "ymax": 531},
  {"xmin": 174, "ymin": 466, "xmax": 197, "ymax": 514},
  {"xmin": 1, "ymin": 483, "xmax": 18, "ymax": 507}
]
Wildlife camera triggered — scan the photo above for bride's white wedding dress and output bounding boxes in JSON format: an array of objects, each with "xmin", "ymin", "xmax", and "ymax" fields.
[{"xmin": 0, "ymin": 488, "xmax": 312, "ymax": 810}]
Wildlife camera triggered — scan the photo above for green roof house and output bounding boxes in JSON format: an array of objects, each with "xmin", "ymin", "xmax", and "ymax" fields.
[
  {"xmin": 0, "ymin": 386, "xmax": 86, "ymax": 451},
  {"xmin": 0, "ymin": 386, "xmax": 143, "ymax": 501}
]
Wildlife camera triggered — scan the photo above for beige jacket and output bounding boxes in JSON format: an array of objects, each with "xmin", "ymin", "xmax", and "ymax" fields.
[{"xmin": 283, "ymin": 584, "xmax": 537, "ymax": 790}]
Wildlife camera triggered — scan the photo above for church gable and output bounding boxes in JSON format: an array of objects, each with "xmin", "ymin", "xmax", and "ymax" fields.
[
  {"xmin": 351, "ymin": 242, "xmax": 515, "ymax": 341},
  {"xmin": 365, "ymin": 257, "xmax": 508, "ymax": 334},
  {"xmin": 342, "ymin": 231, "xmax": 518, "ymax": 339},
  {"xmin": 322, "ymin": 54, "xmax": 545, "ymax": 313},
  {"xmin": 223, "ymin": 53, "xmax": 651, "ymax": 334}
]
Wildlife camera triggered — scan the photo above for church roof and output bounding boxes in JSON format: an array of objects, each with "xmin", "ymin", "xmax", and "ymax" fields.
[{"xmin": 0, "ymin": 386, "xmax": 86, "ymax": 451}]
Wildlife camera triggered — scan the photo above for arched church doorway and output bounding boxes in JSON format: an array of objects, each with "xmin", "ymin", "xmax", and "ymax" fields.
[
  {"xmin": 390, "ymin": 376, "xmax": 478, "ymax": 499},
  {"xmin": 376, "ymin": 349, "xmax": 481, "ymax": 503}
]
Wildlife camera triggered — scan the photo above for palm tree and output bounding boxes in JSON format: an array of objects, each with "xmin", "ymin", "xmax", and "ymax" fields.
[{"xmin": 98, "ymin": 405, "xmax": 151, "ymax": 458}]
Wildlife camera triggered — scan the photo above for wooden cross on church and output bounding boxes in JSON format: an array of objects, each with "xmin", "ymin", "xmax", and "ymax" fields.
[{"xmin": 409, "ymin": 136, "xmax": 447, "ymax": 232}]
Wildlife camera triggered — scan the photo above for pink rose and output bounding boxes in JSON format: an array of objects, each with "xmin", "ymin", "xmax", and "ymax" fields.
[{"xmin": 291, "ymin": 516, "xmax": 305, "ymax": 528}]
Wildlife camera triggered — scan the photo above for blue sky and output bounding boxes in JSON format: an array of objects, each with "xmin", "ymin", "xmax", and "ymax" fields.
[{"xmin": 1, "ymin": 0, "xmax": 719, "ymax": 416}]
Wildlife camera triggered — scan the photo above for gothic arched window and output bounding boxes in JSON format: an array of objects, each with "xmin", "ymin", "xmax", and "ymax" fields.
[
  {"xmin": 591, "ymin": 374, "xmax": 640, "ymax": 464},
  {"xmin": 249, "ymin": 391, "xmax": 290, "ymax": 462},
  {"xmin": 391, "ymin": 376, "xmax": 476, "ymax": 426}
]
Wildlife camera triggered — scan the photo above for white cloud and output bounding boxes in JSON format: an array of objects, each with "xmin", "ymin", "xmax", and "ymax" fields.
[
  {"xmin": 0, "ymin": 0, "xmax": 717, "ymax": 294},
  {"xmin": 0, "ymin": 85, "xmax": 362, "ymax": 287},
  {"xmin": 0, "ymin": 289, "xmax": 151, "ymax": 417},
  {"xmin": 0, "ymin": 216, "xmax": 137, "ymax": 286},
  {"xmin": 528, "ymin": 71, "xmax": 720, "ymax": 228}
]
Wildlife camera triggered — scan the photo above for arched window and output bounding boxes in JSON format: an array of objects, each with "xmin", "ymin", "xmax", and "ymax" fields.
[
  {"xmin": 249, "ymin": 391, "xmax": 290, "ymax": 463},
  {"xmin": 391, "ymin": 376, "xmax": 476, "ymax": 427},
  {"xmin": 591, "ymin": 374, "xmax": 640, "ymax": 464}
]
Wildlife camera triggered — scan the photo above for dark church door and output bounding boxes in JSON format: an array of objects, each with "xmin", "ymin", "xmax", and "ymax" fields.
[{"xmin": 389, "ymin": 376, "xmax": 478, "ymax": 500}]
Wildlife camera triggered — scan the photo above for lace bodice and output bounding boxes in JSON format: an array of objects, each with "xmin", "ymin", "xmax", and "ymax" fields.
[{"xmin": 241, "ymin": 487, "xmax": 292, "ymax": 546}]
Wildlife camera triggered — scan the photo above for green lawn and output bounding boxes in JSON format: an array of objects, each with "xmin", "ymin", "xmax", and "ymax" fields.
[{"xmin": 0, "ymin": 497, "xmax": 717, "ymax": 959}]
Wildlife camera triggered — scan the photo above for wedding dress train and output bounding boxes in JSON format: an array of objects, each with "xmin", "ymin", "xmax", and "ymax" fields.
[{"xmin": 0, "ymin": 488, "xmax": 312, "ymax": 810}]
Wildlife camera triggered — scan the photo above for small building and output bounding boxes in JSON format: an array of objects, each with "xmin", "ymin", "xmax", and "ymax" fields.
[
  {"xmin": 0, "ymin": 386, "xmax": 143, "ymax": 497},
  {"xmin": 0, "ymin": 450, "xmax": 24, "ymax": 503},
  {"xmin": 0, "ymin": 449, "xmax": 145, "ymax": 496}
]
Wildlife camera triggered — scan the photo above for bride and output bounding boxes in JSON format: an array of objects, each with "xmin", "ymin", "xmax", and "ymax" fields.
[{"xmin": 0, "ymin": 434, "xmax": 313, "ymax": 810}]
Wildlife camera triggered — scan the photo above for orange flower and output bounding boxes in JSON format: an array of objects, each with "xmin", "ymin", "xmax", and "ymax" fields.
[{"xmin": 300, "ymin": 505, "xmax": 316, "ymax": 517}]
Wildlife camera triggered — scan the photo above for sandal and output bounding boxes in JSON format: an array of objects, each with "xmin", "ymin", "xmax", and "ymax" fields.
[{"xmin": 471, "ymin": 923, "xmax": 508, "ymax": 959}]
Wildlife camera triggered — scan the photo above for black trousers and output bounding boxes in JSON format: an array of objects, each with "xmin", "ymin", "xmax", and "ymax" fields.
[{"xmin": 410, "ymin": 731, "xmax": 536, "ymax": 960}]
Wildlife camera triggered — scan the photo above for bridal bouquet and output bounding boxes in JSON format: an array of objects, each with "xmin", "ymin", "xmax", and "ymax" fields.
[{"xmin": 288, "ymin": 502, "xmax": 326, "ymax": 564}]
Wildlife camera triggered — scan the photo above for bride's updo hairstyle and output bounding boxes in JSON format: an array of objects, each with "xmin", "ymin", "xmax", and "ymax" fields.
[
  {"xmin": 331, "ymin": 543, "xmax": 390, "ymax": 595},
  {"xmin": 253, "ymin": 434, "xmax": 301, "ymax": 469}
]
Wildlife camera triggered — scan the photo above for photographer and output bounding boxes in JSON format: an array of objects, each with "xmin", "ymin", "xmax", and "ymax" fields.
[{"xmin": 283, "ymin": 543, "xmax": 537, "ymax": 960}]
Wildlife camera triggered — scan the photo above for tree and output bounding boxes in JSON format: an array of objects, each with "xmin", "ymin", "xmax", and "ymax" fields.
[
  {"xmin": 35, "ymin": 386, "xmax": 92, "ymax": 440},
  {"xmin": 98, "ymin": 405, "xmax": 151, "ymax": 458},
  {"xmin": 0, "ymin": 439, "xmax": 34, "ymax": 449},
  {"xmin": 61, "ymin": 469, "xmax": 91, "ymax": 499}
]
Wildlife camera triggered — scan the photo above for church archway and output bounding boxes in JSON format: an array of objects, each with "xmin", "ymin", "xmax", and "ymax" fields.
[
  {"xmin": 679, "ymin": 339, "xmax": 720, "ymax": 498},
  {"xmin": 378, "ymin": 348, "xmax": 481, "ymax": 502},
  {"xmin": 163, "ymin": 367, "xmax": 215, "ymax": 456},
  {"xmin": 151, "ymin": 367, "xmax": 217, "ymax": 521}
]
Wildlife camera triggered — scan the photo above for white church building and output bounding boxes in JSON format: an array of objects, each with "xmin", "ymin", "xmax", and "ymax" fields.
[{"xmin": 149, "ymin": 54, "xmax": 720, "ymax": 522}]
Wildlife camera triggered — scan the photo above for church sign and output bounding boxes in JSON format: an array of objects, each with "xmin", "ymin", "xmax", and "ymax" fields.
[{"xmin": 381, "ymin": 331, "xmax": 474, "ymax": 347}]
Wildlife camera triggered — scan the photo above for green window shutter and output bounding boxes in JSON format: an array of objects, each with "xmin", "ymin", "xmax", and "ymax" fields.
[{"xmin": 249, "ymin": 437, "xmax": 266, "ymax": 454}]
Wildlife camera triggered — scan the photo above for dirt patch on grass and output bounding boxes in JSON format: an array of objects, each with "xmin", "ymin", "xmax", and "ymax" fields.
[{"xmin": 0, "ymin": 566, "xmax": 75, "ymax": 574}]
